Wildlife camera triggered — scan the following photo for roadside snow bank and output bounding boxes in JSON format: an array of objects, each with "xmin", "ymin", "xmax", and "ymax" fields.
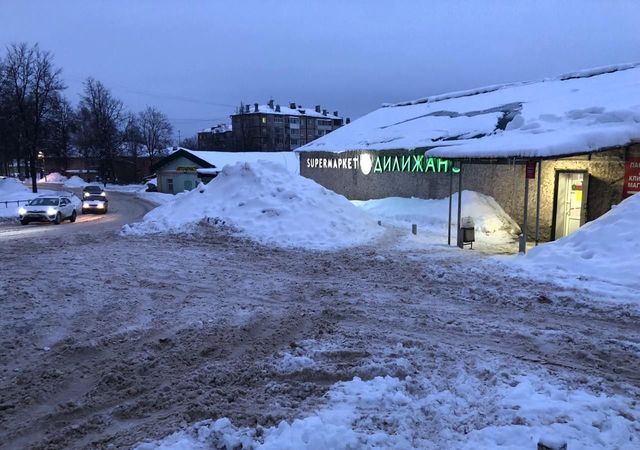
[
  {"xmin": 122, "ymin": 162, "xmax": 382, "ymax": 250},
  {"xmin": 1, "ymin": 178, "xmax": 38, "ymax": 219},
  {"xmin": 63, "ymin": 176, "xmax": 87, "ymax": 188},
  {"xmin": 38, "ymin": 172, "xmax": 67, "ymax": 184},
  {"xmin": 522, "ymin": 193, "xmax": 640, "ymax": 290},
  {"xmin": 136, "ymin": 191, "xmax": 175, "ymax": 205},
  {"xmin": 136, "ymin": 369, "xmax": 639, "ymax": 450},
  {"xmin": 353, "ymin": 191, "xmax": 520, "ymax": 243},
  {"xmin": 0, "ymin": 178, "xmax": 78, "ymax": 219},
  {"xmin": 0, "ymin": 177, "xmax": 29, "ymax": 196}
]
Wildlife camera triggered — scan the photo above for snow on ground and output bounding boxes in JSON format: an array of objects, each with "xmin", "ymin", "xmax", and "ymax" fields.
[
  {"xmin": 63, "ymin": 175, "xmax": 88, "ymax": 188},
  {"xmin": 37, "ymin": 172, "xmax": 67, "ymax": 184},
  {"xmin": 137, "ymin": 352, "xmax": 640, "ymax": 450},
  {"xmin": 136, "ymin": 191, "xmax": 175, "ymax": 205},
  {"xmin": 514, "ymin": 193, "xmax": 640, "ymax": 294},
  {"xmin": 179, "ymin": 148, "xmax": 300, "ymax": 175},
  {"xmin": 352, "ymin": 191, "xmax": 520, "ymax": 248},
  {"xmin": 122, "ymin": 162, "xmax": 383, "ymax": 250},
  {"xmin": 105, "ymin": 183, "xmax": 148, "ymax": 193},
  {"xmin": 0, "ymin": 177, "xmax": 69, "ymax": 219}
]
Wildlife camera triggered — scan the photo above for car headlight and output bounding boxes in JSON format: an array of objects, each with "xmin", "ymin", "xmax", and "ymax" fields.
[
  {"xmin": 100, "ymin": 192, "xmax": 106, "ymax": 197},
  {"xmin": 84, "ymin": 192, "xmax": 90, "ymax": 197},
  {"xmin": 97, "ymin": 203, "xmax": 104, "ymax": 208},
  {"xmin": 83, "ymin": 202, "xmax": 90, "ymax": 207},
  {"xmin": 18, "ymin": 207, "xmax": 26, "ymax": 215},
  {"xmin": 47, "ymin": 207, "xmax": 57, "ymax": 215}
]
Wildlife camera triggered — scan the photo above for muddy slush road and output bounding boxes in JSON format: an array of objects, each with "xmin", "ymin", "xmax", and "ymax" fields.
[{"xmin": 0, "ymin": 193, "xmax": 639, "ymax": 449}]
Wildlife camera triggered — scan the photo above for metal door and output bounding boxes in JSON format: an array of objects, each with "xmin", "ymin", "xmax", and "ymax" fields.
[{"xmin": 554, "ymin": 171, "xmax": 588, "ymax": 239}]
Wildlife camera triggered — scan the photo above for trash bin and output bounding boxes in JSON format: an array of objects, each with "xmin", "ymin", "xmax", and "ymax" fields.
[{"xmin": 459, "ymin": 216, "xmax": 475, "ymax": 249}]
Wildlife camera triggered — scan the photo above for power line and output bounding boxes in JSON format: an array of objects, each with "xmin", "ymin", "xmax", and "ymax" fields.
[{"xmin": 65, "ymin": 75, "xmax": 236, "ymax": 108}]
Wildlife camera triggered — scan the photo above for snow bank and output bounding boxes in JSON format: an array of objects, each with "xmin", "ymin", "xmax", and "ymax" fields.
[
  {"xmin": 0, "ymin": 177, "xmax": 29, "ymax": 196},
  {"xmin": 522, "ymin": 193, "xmax": 640, "ymax": 290},
  {"xmin": 63, "ymin": 176, "xmax": 88, "ymax": 188},
  {"xmin": 38, "ymin": 172, "xmax": 67, "ymax": 184},
  {"xmin": 136, "ymin": 369, "xmax": 639, "ymax": 449},
  {"xmin": 136, "ymin": 191, "xmax": 175, "ymax": 205},
  {"xmin": 353, "ymin": 191, "xmax": 520, "ymax": 243},
  {"xmin": 123, "ymin": 162, "xmax": 382, "ymax": 250},
  {"xmin": 0, "ymin": 177, "xmax": 78, "ymax": 219},
  {"xmin": 104, "ymin": 184, "xmax": 147, "ymax": 193},
  {"xmin": 0, "ymin": 178, "xmax": 32, "ymax": 218}
]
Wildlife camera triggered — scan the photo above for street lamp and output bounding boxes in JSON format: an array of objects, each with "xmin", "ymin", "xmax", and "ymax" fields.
[{"xmin": 37, "ymin": 151, "xmax": 46, "ymax": 182}]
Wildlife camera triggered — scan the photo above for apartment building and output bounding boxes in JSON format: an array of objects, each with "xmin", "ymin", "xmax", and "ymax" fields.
[
  {"xmin": 197, "ymin": 123, "xmax": 233, "ymax": 150},
  {"xmin": 231, "ymin": 100, "xmax": 348, "ymax": 151}
]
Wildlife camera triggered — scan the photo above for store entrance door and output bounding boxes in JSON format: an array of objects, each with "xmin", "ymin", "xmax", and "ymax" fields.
[{"xmin": 554, "ymin": 171, "xmax": 588, "ymax": 239}]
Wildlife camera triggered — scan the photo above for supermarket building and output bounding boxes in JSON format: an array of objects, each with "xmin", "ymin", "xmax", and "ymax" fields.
[{"xmin": 296, "ymin": 64, "xmax": 640, "ymax": 246}]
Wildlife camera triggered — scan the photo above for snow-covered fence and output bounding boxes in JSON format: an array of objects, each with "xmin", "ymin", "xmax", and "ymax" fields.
[{"xmin": 1, "ymin": 199, "xmax": 31, "ymax": 208}]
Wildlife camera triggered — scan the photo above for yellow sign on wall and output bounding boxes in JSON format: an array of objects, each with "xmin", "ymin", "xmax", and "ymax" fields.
[{"xmin": 176, "ymin": 166, "xmax": 197, "ymax": 173}]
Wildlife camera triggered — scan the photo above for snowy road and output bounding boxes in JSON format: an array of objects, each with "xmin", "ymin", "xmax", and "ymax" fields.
[
  {"xmin": 0, "ymin": 189, "xmax": 154, "ymax": 242},
  {"xmin": 0, "ymin": 223, "xmax": 639, "ymax": 448}
]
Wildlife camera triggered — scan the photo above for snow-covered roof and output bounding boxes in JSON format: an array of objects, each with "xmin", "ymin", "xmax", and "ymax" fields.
[
  {"xmin": 235, "ymin": 104, "xmax": 342, "ymax": 120},
  {"xmin": 167, "ymin": 148, "xmax": 300, "ymax": 174},
  {"xmin": 296, "ymin": 63, "xmax": 640, "ymax": 159},
  {"xmin": 200, "ymin": 123, "xmax": 232, "ymax": 133}
]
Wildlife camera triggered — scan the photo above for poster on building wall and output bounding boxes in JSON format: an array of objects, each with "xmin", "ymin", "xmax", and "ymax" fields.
[{"xmin": 623, "ymin": 158, "xmax": 640, "ymax": 198}]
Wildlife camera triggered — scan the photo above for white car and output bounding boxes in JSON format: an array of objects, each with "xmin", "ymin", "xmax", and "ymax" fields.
[{"xmin": 18, "ymin": 196, "xmax": 77, "ymax": 225}]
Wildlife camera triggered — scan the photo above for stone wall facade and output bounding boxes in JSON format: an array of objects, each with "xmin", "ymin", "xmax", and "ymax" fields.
[{"xmin": 299, "ymin": 145, "xmax": 639, "ymax": 241}]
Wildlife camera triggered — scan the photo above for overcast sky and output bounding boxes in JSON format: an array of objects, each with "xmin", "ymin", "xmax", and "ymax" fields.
[{"xmin": 2, "ymin": 0, "xmax": 640, "ymax": 140}]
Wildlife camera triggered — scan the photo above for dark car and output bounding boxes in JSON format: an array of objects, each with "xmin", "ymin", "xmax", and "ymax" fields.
[{"xmin": 82, "ymin": 185, "xmax": 106, "ymax": 199}]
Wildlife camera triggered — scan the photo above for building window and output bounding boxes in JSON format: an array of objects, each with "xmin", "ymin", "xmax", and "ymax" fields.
[
  {"xmin": 289, "ymin": 117, "xmax": 299, "ymax": 124},
  {"xmin": 290, "ymin": 128, "xmax": 299, "ymax": 135},
  {"xmin": 261, "ymin": 117, "xmax": 267, "ymax": 124},
  {"xmin": 291, "ymin": 138, "xmax": 299, "ymax": 146},
  {"xmin": 167, "ymin": 178, "xmax": 174, "ymax": 192},
  {"xmin": 274, "ymin": 116, "xmax": 284, "ymax": 123}
]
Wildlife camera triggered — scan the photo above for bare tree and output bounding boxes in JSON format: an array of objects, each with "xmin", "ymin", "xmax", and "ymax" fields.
[
  {"xmin": 75, "ymin": 78, "xmax": 124, "ymax": 181},
  {"xmin": 122, "ymin": 112, "xmax": 144, "ymax": 179},
  {"xmin": 139, "ymin": 106, "xmax": 173, "ymax": 164},
  {"xmin": 180, "ymin": 135, "xmax": 198, "ymax": 149},
  {"xmin": 1, "ymin": 43, "xmax": 65, "ymax": 192},
  {"xmin": 45, "ymin": 96, "xmax": 76, "ymax": 170}
]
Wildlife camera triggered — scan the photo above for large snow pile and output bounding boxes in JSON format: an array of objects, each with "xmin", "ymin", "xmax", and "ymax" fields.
[
  {"xmin": 0, "ymin": 178, "xmax": 31, "ymax": 218},
  {"xmin": 123, "ymin": 162, "xmax": 382, "ymax": 250},
  {"xmin": 38, "ymin": 172, "xmax": 67, "ymax": 184},
  {"xmin": 0, "ymin": 177, "xmax": 29, "ymax": 196},
  {"xmin": 178, "ymin": 148, "xmax": 300, "ymax": 175},
  {"xmin": 353, "ymin": 191, "xmax": 520, "ymax": 243},
  {"xmin": 63, "ymin": 176, "xmax": 88, "ymax": 188},
  {"xmin": 136, "ymin": 370, "xmax": 639, "ymax": 450},
  {"xmin": 523, "ymin": 193, "xmax": 640, "ymax": 290}
]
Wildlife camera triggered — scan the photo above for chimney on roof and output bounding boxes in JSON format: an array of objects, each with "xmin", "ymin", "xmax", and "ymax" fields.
[
  {"xmin": 346, "ymin": 117, "xmax": 351, "ymax": 124},
  {"xmin": 289, "ymin": 102, "xmax": 296, "ymax": 109},
  {"xmin": 322, "ymin": 109, "xmax": 327, "ymax": 116},
  {"xmin": 333, "ymin": 111, "xmax": 338, "ymax": 117},
  {"xmin": 245, "ymin": 104, "xmax": 250, "ymax": 113},
  {"xmin": 275, "ymin": 104, "xmax": 280, "ymax": 112},
  {"xmin": 254, "ymin": 103, "xmax": 259, "ymax": 112},
  {"xmin": 268, "ymin": 99, "xmax": 274, "ymax": 109},
  {"xmin": 315, "ymin": 105, "xmax": 321, "ymax": 113}
]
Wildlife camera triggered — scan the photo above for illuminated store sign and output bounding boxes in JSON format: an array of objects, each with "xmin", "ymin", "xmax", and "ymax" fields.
[{"xmin": 306, "ymin": 154, "xmax": 460, "ymax": 175}]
